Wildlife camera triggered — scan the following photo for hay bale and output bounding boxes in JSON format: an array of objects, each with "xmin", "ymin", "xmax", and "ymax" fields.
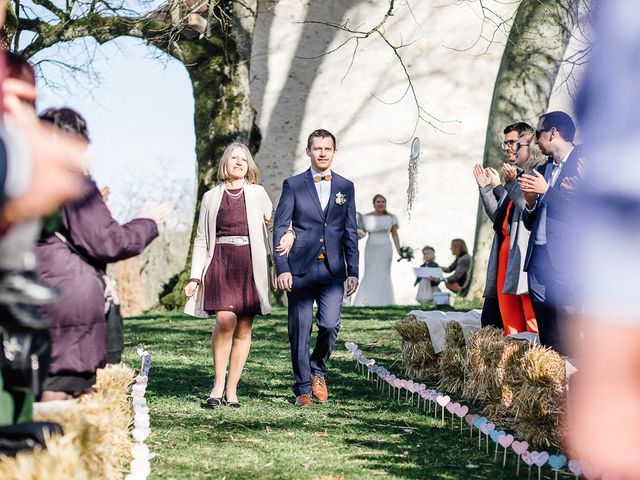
[
  {"xmin": 34, "ymin": 363, "xmax": 135, "ymax": 480},
  {"xmin": 396, "ymin": 315, "xmax": 439, "ymax": 381},
  {"xmin": 483, "ymin": 337, "xmax": 531, "ymax": 421},
  {"xmin": 401, "ymin": 340, "xmax": 439, "ymax": 381},
  {"xmin": 0, "ymin": 433, "xmax": 89, "ymax": 480},
  {"xmin": 462, "ymin": 327, "xmax": 505, "ymax": 402},
  {"xmin": 512, "ymin": 345, "xmax": 566, "ymax": 448},
  {"xmin": 394, "ymin": 315, "xmax": 429, "ymax": 343},
  {"xmin": 438, "ymin": 321, "xmax": 467, "ymax": 394}
]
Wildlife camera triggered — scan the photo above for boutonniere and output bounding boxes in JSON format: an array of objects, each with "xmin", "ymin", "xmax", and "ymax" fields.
[{"xmin": 335, "ymin": 192, "xmax": 347, "ymax": 206}]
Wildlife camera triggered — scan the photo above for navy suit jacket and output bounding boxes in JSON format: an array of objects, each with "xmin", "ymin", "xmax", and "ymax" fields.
[
  {"xmin": 273, "ymin": 169, "xmax": 359, "ymax": 281},
  {"xmin": 523, "ymin": 146, "xmax": 581, "ymax": 272}
]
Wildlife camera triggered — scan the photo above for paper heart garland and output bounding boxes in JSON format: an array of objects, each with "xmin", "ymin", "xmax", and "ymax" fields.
[
  {"xmin": 521, "ymin": 451, "xmax": 534, "ymax": 466},
  {"xmin": 548, "ymin": 454, "xmax": 567, "ymax": 470},
  {"xmin": 512, "ymin": 440, "xmax": 529, "ymax": 456},
  {"xmin": 472, "ymin": 416, "xmax": 488, "ymax": 428},
  {"xmin": 479, "ymin": 422, "xmax": 495, "ymax": 435},
  {"xmin": 446, "ymin": 402, "xmax": 459, "ymax": 414},
  {"xmin": 498, "ymin": 434, "xmax": 514, "ymax": 448},
  {"xmin": 436, "ymin": 395, "xmax": 451, "ymax": 407},
  {"xmin": 530, "ymin": 451, "xmax": 549, "ymax": 467},
  {"xmin": 568, "ymin": 459, "xmax": 583, "ymax": 476},
  {"xmin": 465, "ymin": 414, "xmax": 477, "ymax": 426},
  {"xmin": 455, "ymin": 405, "xmax": 469, "ymax": 418},
  {"xmin": 489, "ymin": 430, "xmax": 505, "ymax": 443}
]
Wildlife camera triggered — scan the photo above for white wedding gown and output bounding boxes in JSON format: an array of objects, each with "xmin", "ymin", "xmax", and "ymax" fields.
[{"xmin": 353, "ymin": 214, "xmax": 397, "ymax": 306}]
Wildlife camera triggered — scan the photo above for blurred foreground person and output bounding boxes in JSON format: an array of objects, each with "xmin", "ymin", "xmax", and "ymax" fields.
[
  {"xmin": 35, "ymin": 108, "xmax": 171, "ymax": 401},
  {"xmin": 566, "ymin": 1, "xmax": 640, "ymax": 477}
]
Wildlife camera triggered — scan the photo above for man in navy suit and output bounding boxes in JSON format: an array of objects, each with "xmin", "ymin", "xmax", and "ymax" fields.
[
  {"xmin": 519, "ymin": 111, "xmax": 581, "ymax": 354},
  {"xmin": 274, "ymin": 129, "xmax": 359, "ymax": 407}
]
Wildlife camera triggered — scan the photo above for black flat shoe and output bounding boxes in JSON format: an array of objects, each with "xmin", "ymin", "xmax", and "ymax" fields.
[
  {"xmin": 224, "ymin": 397, "xmax": 241, "ymax": 409},
  {"xmin": 204, "ymin": 397, "xmax": 222, "ymax": 408}
]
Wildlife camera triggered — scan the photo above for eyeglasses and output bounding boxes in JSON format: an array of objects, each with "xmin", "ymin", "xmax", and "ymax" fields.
[
  {"xmin": 501, "ymin": 140, "xmax": 518, "ymax": 150},
  {"xmin": 515, "ymin": 142, "xmax": 529, "ymax": 152}
]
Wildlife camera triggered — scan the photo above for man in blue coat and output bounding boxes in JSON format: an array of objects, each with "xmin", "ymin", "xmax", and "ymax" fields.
[
  {"xmin": 519, "ymin": 111, "xmax": 581, "ymax": 354},
  {"xmin": 274, "ymin": 129, "xmax": 359, "ymax": 407}
]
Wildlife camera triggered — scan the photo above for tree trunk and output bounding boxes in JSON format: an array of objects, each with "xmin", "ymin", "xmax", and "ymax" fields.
[
  {"xmin": 159, "ymin": 1, "xmax": 260, "ymax": 309},
  {"xmin": 467, "ymin": 0, "xmax": 578, "ymax": 299}
]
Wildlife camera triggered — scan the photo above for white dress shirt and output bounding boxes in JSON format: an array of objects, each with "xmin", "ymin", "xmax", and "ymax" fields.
[{"xmin": 310, "ymin": 167, "xmax": 332, "ymax": 211}]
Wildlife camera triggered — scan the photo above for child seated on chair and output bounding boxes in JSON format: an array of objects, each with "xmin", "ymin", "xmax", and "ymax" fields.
[{"xmin": 415, "ymin": 246, "xmax": 441, "ymax": 304}]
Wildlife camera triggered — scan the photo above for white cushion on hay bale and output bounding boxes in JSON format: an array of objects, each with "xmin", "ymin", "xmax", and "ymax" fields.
[
  {"xmin": 33, "ymin": 399, "xmax": 77, "ymax": 416},
  {"xmin": 408, "ymin": 309, "xmax": 482, "ymax": 354}
]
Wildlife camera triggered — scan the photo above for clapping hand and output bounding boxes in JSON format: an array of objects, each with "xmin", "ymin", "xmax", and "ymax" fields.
[
  {"xmin": 138, "ymin": 202, "xmax": 173, "ymax": 225},
  {"xmin": 1, "ymin": 78, "xmax": 88, "ymax": 225},
  {"xmin": 519, "ymin": 170, "xmax": 548, "ymax": 194},
  {"xmin": 486, "ymin": 167, "xmax": 501, "ymax": 187},
  {"xmin": 472, "ymin": 164, "xmax": 491, "ymax": 187},
  {"xmin": 502, "ymin": 163, "xmax": 518, "ymax": 183},
  {"xmin": 561, "ymin": 157, "xmax": 588, "ymax": 200}
]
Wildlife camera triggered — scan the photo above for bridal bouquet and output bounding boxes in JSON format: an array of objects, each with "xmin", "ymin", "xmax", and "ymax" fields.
[{"xmin": 397, "ymin": 246, "xmax": 414, "ymax": 262}]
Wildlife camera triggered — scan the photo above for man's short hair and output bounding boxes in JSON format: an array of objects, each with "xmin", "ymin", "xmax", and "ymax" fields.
[
  {"xmin": 539, "ymin": 111, "xmax": 576, "ymax": 142},
  {"xmin": 307, "ymin": 129, "xmax": 336, "ymax": 150},
  {"xmin": 503, "ymin": 122, "xmax": 534, "ymax": 136}
]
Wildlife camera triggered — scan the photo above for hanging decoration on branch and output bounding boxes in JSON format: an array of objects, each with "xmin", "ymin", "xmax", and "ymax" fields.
[{"xmin": 407, "ymin": 137, "xmax": 421, "ymax": 220}]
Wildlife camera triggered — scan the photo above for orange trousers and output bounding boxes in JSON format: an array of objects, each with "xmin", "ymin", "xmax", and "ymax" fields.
[{"xmin": 497, "ymin": 202, "xmax": 538, "ymax": 334}]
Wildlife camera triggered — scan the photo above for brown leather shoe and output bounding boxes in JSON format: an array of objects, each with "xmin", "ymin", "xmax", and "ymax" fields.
[
  {"xmin": 311, "ymin": 375, "xmax": 328, "ymax": 402},
  {"xmin": 295, "ymin": 393, "xmax": 312, "ymax": 407}
]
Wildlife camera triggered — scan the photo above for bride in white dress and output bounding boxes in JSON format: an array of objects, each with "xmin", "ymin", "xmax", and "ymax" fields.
[{"xmin": 353, "ymin": 194, "xmax": 401, "ymax": 306}]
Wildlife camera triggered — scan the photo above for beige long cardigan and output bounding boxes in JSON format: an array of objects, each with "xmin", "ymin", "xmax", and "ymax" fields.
[{"xmin": 184, "ymin": 183, "xmax": 273, "ymax": 317}]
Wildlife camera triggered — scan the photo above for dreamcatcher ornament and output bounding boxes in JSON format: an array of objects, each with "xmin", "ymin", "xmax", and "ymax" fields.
[{"xmin": 407, "ymin": 137, "xmax": 421, "ymax": 220}]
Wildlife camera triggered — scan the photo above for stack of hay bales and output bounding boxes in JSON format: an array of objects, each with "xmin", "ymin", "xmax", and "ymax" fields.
[
  {"xmin": 438, "ymin": 321, "xmax": 467, "ymax": 394},
  {"xmin": 394, "ymin": 314, "xmax": 439, "ymax": 381},
  {"xmin": 0, "ymin": 363, "xmax": 135, "ymax": 480},
  {"xmin": 512, "ymin": 346, "xmax": 566, "ymax": 448}
]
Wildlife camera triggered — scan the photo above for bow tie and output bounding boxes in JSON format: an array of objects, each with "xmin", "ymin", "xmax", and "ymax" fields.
[{"xmin": 314, "ymin": 174, "xmax": 332, "ymax": 183}]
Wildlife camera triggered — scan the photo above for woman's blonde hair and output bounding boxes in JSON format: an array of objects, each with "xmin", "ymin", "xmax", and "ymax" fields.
[
  {"xmin": 217, "ymin": 142, "xmax": 260, "ymax": 184},
  {"xmin": 524, "ymin": 133, "xmax": 546, "ymax": 173}
]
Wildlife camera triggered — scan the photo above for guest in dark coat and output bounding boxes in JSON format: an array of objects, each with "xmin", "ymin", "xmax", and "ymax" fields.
[{"xmin": 35, "ymin": 108, "xmax": 171, "ymax": 401}]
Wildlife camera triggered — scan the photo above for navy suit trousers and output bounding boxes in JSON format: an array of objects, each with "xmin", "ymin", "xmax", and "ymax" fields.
[
  {"xmin": 287, "ymin": 259, "xmax": 343, "ymax": 396},
  {"xmin": 527, "ymin": 245, "xmax": 566, "ymax": 355}
]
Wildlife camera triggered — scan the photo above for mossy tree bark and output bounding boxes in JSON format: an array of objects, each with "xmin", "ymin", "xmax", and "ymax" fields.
[
  {"xmin": 467, "ymin": 0, "xmax": 578, "ymax": 299},
  {"xmin": 5, "ymin": 0, "xmax": 259, "ymax": 308}
]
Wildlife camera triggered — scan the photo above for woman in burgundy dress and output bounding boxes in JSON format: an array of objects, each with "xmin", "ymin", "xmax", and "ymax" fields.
[
  {"xmin": 36, "ymin": 108, "xmax": 171, "ymax": 401},
  {"xmin": 184, "ymin": 143, "xmax": 282, "ymax": 409}
]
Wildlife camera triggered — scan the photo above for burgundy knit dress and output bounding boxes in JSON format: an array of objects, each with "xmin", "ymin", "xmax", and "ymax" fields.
[{"xmin": 203, "ymin": 188, "xmax": 262, "ymax": 316}]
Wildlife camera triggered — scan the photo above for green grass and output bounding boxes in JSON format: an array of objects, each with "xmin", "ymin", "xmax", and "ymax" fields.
[{"xmin": 122, "ymin": 303, "xmax": 523, "ymax": 479}]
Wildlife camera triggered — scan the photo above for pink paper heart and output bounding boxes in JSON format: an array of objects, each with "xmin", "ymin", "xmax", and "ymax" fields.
[
  {"xmin": 521, "ymin": 451, "xmax": 534, "ymax": 466},
  {"xmin": 498, "ymin": 434, "xmax": 514, "ymax": 448},
  {"xmin": 530, "ymin": 451, "xmax": 549, "ymax": 467},
  {"xmin": 480, "ymin": 422, "xmax": 495, "ymax": 435},
  {"xmin": 455, "ymin": 405, "xmax": 469, "ymax": 418},
  {"xmin": 436, "ymin": 395, "xmax": 451, "ymax": 407},
  {"xmin": 446, "ymin": 402, "xmax": 459, "ymax": 414},
  {"xmin": 568, "ymin": 459, "xmax": 583, "ymax": 476},
  {"xmin": 464, "ymin": 414, "xmax": 477, "ymax": 426},
  {"xmin": 512, "ymin": 440, "xmax": 529, "ymax": 456}
]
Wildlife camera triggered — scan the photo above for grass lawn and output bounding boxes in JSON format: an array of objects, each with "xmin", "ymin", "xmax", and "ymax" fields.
[{"xmin": 122, "ymin": 303, "xmax": 522, "ymax": 480}]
